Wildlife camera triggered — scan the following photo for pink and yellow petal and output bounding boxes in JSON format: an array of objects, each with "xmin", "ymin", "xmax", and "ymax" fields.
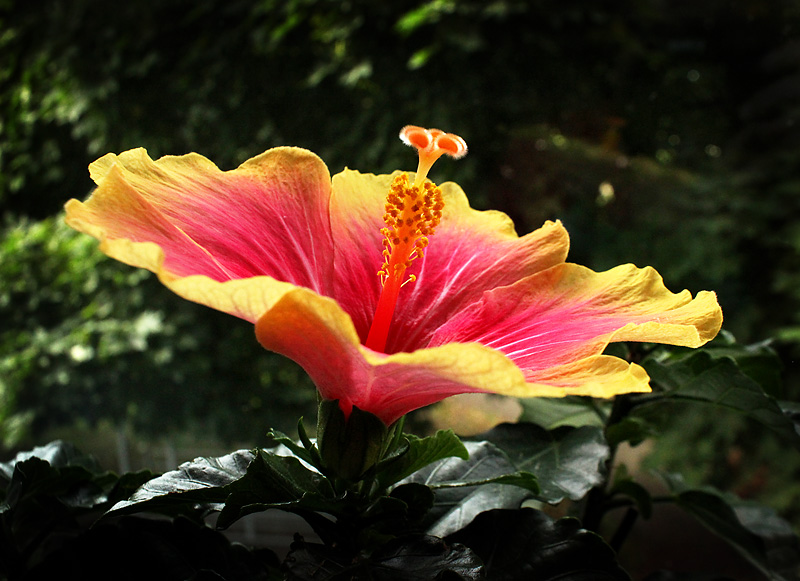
[
  {"xmin": 519, "ymin": 355, "xmax": 652, "ymax": 397},
  {"xmin": 394, "ymin": 190, "xmax": 569, "ymax": 352},
  {"xmin": 67, "ymin": 147, "xmax": 335, "ymax": 295},
  {"xmin": 327, "ymin": 169, "xmax": 392, "ymax": 340},
  {"xmin": 254, "ymin": 288, "xmax": 537, "ymax": 425},
  {"xmin": 327, "ymin": 169, "xmax": 571, "ymax": 348},
  {"xmin": 430, "ymin": 262, "xmax": 722, "ymax": 381},
  {"xmin": 252, "ymin": 283, "xmax": 665, "ymax": 424},
  {"xmin": 54, "ymin": 223, "xmax": 303, "ymax": 323}
]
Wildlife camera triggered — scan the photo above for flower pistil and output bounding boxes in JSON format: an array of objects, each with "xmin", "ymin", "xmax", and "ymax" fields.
[{"xmin": 365, "ymin": 126, "xmax": 467, "ymax": 353}]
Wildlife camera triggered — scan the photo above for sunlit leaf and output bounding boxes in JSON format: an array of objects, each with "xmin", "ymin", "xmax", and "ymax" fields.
[
  {"xmin": 108, "ymin": 449, "xmax": 255, "ymax": 516},
  {"xmin": 519, "ymin": 396, "xmax": 606, "ymax": 429},
  {"xmin": 476, "ymin": 422, "xmax": 610, "ymax": 504},
  {"xmin": 377, "ymin": 429, "xmax": 469, "ymax": 489},
  {"xmin": 216, "ymin": 449, "xmax": 335, "ymax": 529},
  {"xmin": 403, "ymin": 440, "xmax": 536, "ymax": 537}
]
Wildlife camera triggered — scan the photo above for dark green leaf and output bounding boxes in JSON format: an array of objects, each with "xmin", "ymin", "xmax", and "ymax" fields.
[
  {"xmin": 610, "ymin": 479, "xmax": 653, "ymax": 520},
  {"xmin": 387, "ymin": 483, "xmax": 436, "ymax": 523},
  {"xmin": 779, "ymin": 400, "xmax": 800, "ymax": 439},
  {"xmin": 3, "ymin": 457, "xmax": 97, "ymax": 512},
  {"xmin": 266, "ymin": 428, "xmax": 317, "ymax": 467},
  {"xmin": 284, "ymin": 534, "xmax": 483, "ymax": 580},
  {"xmin": 606, "ymin": 416, "xmax": 656, "ymax": 448},
  {"xmin": 107, "ymin": 449, "xmax": 255, "ymax": 516},
  {"xmin": 216, "ymin": 449, "xmax": 335, "ymax": 529},
  {"xmin": 644, "ymin": 351, "xmax": 800, "ymax": 448},
  {"xmin": 105, "ymin": 470, "xmax": 159, "ymax": 506},
  {"xmin": 404, "ymin": 441, "xmax": 535, "ymax": 537},
  {"xmin": 609, "ymin": 465, "xmax": 653, "ymax": 519},
  {"xmin": 642, "ymin": 571, "xmax": 736, "ymax": 580},
  {"xmin": 447, "ymin": 508, "xmax": 631, "ymax": 580},
  {"xmin": 734, "ymin": 504, "xmax": 800, "ymax": 581},
  {"xmin": 698, "ymin": 334, "xmax": 783, "ymax": 397},
  {"xmin": 367, "ymin": 535, "xmax": 483, "ymax": 581},
  {"xmin": 519, "ymin": 396, "xmax": 607, "ymax": 429},
  {"xmin": 0, "ymin": 440, "xmax": 99, "ymax": 482},
  {"xmin": 283, "ymin": 540, "xmax": 349, "ymax": 580},
  {"xmin": 1, "ymin": 455, "xmax": 104, "ymax": 569},
  {"xmin": 377, "ymin": 429, "xmax": 469, "ymax": 489},
  {"xmin": 0, "ymin": 442, "xmax": 157, "ymax": 577},
  {"xmin": 664, "ymin": 474, "xmax": 800, "ymax": 581},
  {"xmin": 440, "ymin": 471, "xmax": 537, "ymax": 494},
  {"xmin": 476, "ymin": 423, "xmax": 610, "ymax": 504},
  {"xmin": 354, "ymin": 483, "xmax": 437, "ymax": 538}
]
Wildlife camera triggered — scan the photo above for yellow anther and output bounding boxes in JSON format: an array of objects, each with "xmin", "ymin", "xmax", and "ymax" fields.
[
  {"xmin": 401, "ymin": 274, "xmax": 417, "ymax": 287},
  {"xmin": 377, "ymin": 173, "xmax": 444, "ymax": 286}
]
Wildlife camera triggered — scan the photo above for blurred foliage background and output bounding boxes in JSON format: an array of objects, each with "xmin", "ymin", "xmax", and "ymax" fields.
[{"xmin": 1, "ymin": 0, "xmax": 799, "ymax": 515}]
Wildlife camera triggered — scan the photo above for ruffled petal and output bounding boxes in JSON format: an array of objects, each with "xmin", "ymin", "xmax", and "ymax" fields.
[
  {"xmin": 327, "ymin": 169, "xmax": 389, "ymax": 340},
  {"xmin": 254, "ymin": 289, "xmax": 536, "ymax": 425},
  {"xmin": 66, "ymin": 146, "xmax": 724, "ymax": 425},
  {"xmin": 429, "ymin": 263, "xmax": 723, "ymax": 388},
  {"xmin": 327, "ymin": 170, "xmax": 570, "ymax": 348},
  {"xmin": 66, "ymin": 147, "xmax": 335, "ymax": 296}
]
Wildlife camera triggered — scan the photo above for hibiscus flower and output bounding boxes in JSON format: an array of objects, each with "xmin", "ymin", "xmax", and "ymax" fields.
[{"xmin": 65, "ymin": 126, "xmax": 722, "ymax": 425}]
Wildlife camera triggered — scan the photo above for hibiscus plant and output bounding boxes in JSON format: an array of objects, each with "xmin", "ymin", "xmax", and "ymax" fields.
[{"xmin": 1, "ymin": 128, "xmax": 798, "ymax": 580}]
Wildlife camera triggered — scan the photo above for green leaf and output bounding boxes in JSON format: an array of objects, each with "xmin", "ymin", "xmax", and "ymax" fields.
[
  {"xmin": 641, "ymin": 572, "xmax": 734, "ymax": 580},
  {"xmin": 476, "ymin": 422, "xmax": 610, "ymax": 504},
  {"xmin": 644, "ymin": 350, "xmax": 800, "ymax": 448},
  {"xmin": 355, "ymin": 483, "xmax": 438, "ymax": 538},
  {"xmin": 215, "ymin": 448, "xmax": 336, "ymax": 529},
  {"xmin": 386, "ymin": 483, "xmax": 436, "ymax": 523},
  {"xmin": 699, "ymin": 333, "xmax": 784, "ymax": 397},
  {"xmin": 610, "ymin": 479, "xmax": 653, "ymax": 520},
  {"xmin": 404, "ymin": 441, "xmax": 536, "ymax": 537},
  {"xmin": 519, "ymin": 396, "xmax": 607, "ymax": 429},
  {"xmin": 265, "ymin": 428, "xmax": 317, "ymax": 467},
  {"xmin": 376, "ymin": 429, "xmax": 469, "ymax": 489},
  {"xmin": 779, "ymin": 400, "xmax": 800, "ymax": 438},
  {"xmin": 0, "ymin": 441, "xmax": 155, "ymax": 577},
  {"xmin": 3, "ymin": 457, "xmax": 97, "ymax": 512},
  {"xmin": 663, "ymin": 474, "xmax": 800, "ymax": 581},
  {"xmin": 366, "ymin": 535, "xmax": 482, "ymax": 581},
  {"xmin": 447, "ymin": 508, "xmax": 631, "ymax": 580},
  {"xmin": 606, "ymin": 416, "xmax": 656, "ymax": 448},
  {"xmin": 0, "ymin": 440, "xmax": 99, "ymax": 482},
  {"xmin": 107, "ymin": 449, "xmax": 256, "ymax": 516},
  {"xmin": 284, "ymin": 534, "xmax": 482, "ymax": 580}
]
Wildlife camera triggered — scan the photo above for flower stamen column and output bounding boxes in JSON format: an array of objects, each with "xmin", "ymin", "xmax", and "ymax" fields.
[{"xmin": 365, "ymin": 126, "xmax": 468, "ymax": 353}]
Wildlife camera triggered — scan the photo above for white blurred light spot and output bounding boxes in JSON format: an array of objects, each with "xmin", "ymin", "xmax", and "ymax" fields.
[
  {"xmin": 597, "ymin": 181, "xmax": 615, "ymax": 206},
  {"xmin": 69, "ymin": 344, "xmax": 94, "ymax": 362}
]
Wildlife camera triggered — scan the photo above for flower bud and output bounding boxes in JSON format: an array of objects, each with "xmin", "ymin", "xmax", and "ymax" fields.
[{"xmin": 317, "ymin": 399, "xmax": 388, "ymax": 482}]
